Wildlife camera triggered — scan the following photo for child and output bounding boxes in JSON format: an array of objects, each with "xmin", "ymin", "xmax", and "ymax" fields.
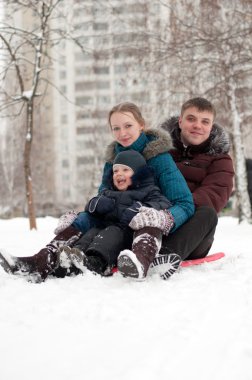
[{"xmin": 63, "ymin": 150, "xmax": 181, "ymax": 280}]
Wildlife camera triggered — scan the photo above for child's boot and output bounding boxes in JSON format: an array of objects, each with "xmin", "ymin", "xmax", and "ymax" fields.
[{"xmin": 117, "ymin": 227, "xmax": 162, "ymax": 280}]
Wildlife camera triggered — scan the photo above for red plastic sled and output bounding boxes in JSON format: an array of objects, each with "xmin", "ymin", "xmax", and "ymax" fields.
[
  {"xmin": 180, "ymin": 252, "xmax": 225, "ymax": 267},
  {"xmin": 112, "ymin": 252, "xmax": 225, "ymax": 274}
]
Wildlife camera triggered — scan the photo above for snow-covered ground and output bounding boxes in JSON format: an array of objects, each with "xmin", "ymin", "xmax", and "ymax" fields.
[{"xmin": 0, "ymin": 216, "xmax": 251, "ymax": 380}]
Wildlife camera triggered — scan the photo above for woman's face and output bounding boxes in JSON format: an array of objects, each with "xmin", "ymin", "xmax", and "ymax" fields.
[{"xmin": 110, "ymin": 112, "xmax": 144, "ymax": 147}]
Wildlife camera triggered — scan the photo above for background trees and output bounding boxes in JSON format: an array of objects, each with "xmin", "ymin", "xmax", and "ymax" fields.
[
  {"xmin": 140, "ymin": 0, "xmax": 252, "ymax": 221},
  {"xmin": 0, "ymin": 0, "xmax": 64, "ymax": 228},
  {"xmin": 1, "ymin": 0, "xmax": 252, "ymax": 226}
]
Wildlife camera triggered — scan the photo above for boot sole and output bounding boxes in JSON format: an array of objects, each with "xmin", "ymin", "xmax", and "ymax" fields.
[
  {"xmin": 0, "ymin": 250, "xmax": 17, "ymax": 274},
  {"xmin": 148, "ymin": 253, "xmax": 181, "ymax": 280},
  {"xmin": 117, "ymin": 250, "xmax": 145, "ymax": 280}
]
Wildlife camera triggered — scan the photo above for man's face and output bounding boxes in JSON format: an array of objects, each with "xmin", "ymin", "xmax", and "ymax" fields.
[{"xmin": 179, "ymin": 107, "xmax": 214, "ymax": 146}]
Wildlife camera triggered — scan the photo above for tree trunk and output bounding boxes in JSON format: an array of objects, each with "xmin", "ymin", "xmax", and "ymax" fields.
[
  {"xmin": 24, "ymin": 100, "xmax": 37, "ymax": 230},
  {"xmin": 227, "ymin": 78, "xmax": 252, "ymax": 223}
]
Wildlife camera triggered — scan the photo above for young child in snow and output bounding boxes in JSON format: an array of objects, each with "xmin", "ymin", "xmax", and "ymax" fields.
[{"xmin": 61, "ymin": 150, "xmax": 181, "ymax": 280}]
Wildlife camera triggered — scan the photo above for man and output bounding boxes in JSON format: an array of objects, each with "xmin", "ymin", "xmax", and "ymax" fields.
[{"xmin": 129, "ymin": 97, "xmax": 234, "ymax": 276}]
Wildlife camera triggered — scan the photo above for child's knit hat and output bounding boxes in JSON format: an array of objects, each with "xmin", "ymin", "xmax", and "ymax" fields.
[{"xmin": 113, "ymin": 150, "xmax": 146, "ymax": 173}]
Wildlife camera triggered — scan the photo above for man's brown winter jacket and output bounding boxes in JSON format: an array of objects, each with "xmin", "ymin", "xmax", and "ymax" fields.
[{"xmin": 160, "ymin": 117, "xmax": 234, "ymax": 213}]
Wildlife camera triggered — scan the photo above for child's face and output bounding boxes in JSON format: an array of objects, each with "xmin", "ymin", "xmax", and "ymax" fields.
[{"xmin": 113, "ymin": 164, "xmax": 134, "ymax": 191}]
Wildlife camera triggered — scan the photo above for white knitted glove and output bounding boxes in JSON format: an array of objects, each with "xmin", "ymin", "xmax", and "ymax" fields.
[
  {"xmin": 129, "ymin": 206, "xmax": 174, "ymax": 236},
  {"xmin": 54, "ymin": 210, "xmax": 78, "ymax": 235}
]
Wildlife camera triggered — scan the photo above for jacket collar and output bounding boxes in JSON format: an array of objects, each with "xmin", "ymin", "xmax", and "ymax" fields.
[
  {"xmin": 160, "ymin": 116, "xmax": 230, "ymax": 155},
  {"xmin": 104, "ymin": 128, "xmax": 173, "ymax": 163}
]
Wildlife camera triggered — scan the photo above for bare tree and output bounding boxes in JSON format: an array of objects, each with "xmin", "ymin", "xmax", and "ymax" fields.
[
  {"xmin": 0, "ymin": 0, "xmax": 104, "ymax": 228},
  {"xmin": 0, "ymin": 0, "xmax": 65, "ymax": 228}
]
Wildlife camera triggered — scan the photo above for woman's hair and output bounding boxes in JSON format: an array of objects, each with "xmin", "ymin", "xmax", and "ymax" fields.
[{"xmin": 108, "ymin": 102, "xmax": 146, "ymax": 128}]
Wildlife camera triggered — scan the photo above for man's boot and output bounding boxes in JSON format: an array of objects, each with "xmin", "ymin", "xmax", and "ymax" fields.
[
  {"xmin": 148, "ymin": 253, "xmax": 181, "ymax": 280},
  {"xmin": 0, "ymin": 225, "xmax": 82, "ymax": 282},
  {"xmin": 117, "ymin": 227, "xmax": 162, "ymax": 280}
]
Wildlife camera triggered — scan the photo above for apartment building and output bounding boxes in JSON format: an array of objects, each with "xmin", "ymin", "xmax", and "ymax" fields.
[{"xmin": 52, "ymin": 1, "xmax": 165, "ymax": 209}]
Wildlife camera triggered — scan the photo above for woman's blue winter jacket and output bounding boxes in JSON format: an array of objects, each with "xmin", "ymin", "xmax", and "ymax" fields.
[{"xmin": 99, "ymin": 130, "xmax": 195, "ymax": 231}]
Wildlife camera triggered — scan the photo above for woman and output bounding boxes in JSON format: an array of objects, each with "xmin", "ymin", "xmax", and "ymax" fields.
[
  {"xmin": 0, "ymin": 102, "xmax": 194, "ymax": 282},
  {"xmin": 63, "ymin": 149, "xmax": 176, "ymax": 280}
]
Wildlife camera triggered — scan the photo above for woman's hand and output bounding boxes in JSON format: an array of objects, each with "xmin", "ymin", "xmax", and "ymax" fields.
[
  {"xmin": 54, "ymin": 210, "xmax": 78, "ymax": 234},
  {"xmin": 129, "ymin": 206, "xmax": 174, "ymax": 235}
]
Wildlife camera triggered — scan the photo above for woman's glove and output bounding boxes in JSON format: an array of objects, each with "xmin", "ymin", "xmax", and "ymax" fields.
[
  {"xmin": 129, "ymin": 206, "xmax": 174, "ymax": 235},
  {"xmin": 120, "ymin": 201, "xmax": 142, "ymax": 226},
  {"xmin": 86, "ymin": 195, "xmax": 115, "ymax": 215},
  {"xmin": 54, "ymin": 210, "xmax": 78, "ymax": 235}
]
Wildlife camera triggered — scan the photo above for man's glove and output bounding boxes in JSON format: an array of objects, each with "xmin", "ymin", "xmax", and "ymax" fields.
[
  {"xmin": 54, "ymin": 210, "xmax": 78, "ymax": 235},
  {"xmin": 120, "ymin": 201, "xmax": 142, "ymax": 226},
  {"xmin": 129, "ymin": 206, "xmax": 174, "ymax": 235},
  {"xmin": 86, "ymin": 195, "xmax": 115, "ymax": 215}
]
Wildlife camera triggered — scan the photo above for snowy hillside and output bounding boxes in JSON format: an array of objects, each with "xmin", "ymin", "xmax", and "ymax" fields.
[{"xmin": 0, "ymin": 216, "xmax": 251, "ymax": 380}]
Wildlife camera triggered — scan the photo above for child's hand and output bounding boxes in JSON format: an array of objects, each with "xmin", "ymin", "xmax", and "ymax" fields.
[
  {"xmin": 86, "ymin": 195, "xmax": 115, "ymax": 215},
  {"xmin": 120, "ymin": 201, "xmax": 142, "ymax": 226}
]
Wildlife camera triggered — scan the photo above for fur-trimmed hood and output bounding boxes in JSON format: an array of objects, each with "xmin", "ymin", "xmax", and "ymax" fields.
[
  {"xmin": 160, "ymin": 116, "xmax": 230, "ymax": 155},
  {"xmin": 104, "ymin": 128, "xmax": 174, "ymax": 163},
  {"xmin": 103, "ymin": 164, "xmax": 156, "ymax": 190}
]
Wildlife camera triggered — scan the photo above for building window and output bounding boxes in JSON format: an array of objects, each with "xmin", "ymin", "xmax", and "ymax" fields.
[
  {"xmin": 75, "ymin": 82, "xmax": 96, "ymax": 91},
  {"xmin": 60, "ymin": 71, "xmax": 66, "ymax": 79},
  {"xmin": 62, "ymin": 159, "xmax": 69, "ymax": 168},
  {"xmin": 76, "ymin": 112, "xmax": 90, "ymax": 120},
  {"xmin": 77, "ymin": 156, "xmax": 94, "ymax": 165},
  {"xmin": 63, "ymin": 189, "xmax": 70, "ymax": 197},
  {"xmin": 97, "ymin": 95, "xmax": 110, "ymax": 104},
  {"xmin": 75, "ymin": 67, "xmax": 93, "ymax": 76},
  {"xmin": 74, "ymin": 21, "xmax": 91, "ymax": 31},
  {"xmin": 94, "ymin": 66, "xmax": 110, "ymax": 74},
  {"xmin": 60, "ymin": 56, "xmax": 66, "ymax": 65},
  {"xmin": 76, "ymin": 96, "xmax": 94, "ymax": 105},
  {"xmin": 61, "ymin": 114, "xmax": 68, "ymax": 123},
  {"xmin": 114, "ymin": 64, "xmax": 127, "ymax": 74},
  {"xmin": 60, "ymin": 85, "xmax": 67, "ymax": 94},
  {"xmin": 93, "ymin": 22, "xmax": 108, "ymax": 31},
  {"xmin": 74, "ymin": 52, "xmax": 93, "ymax": 62},
  {"xmin": 77, "ymin": 126, "xmax": 94, "ymax": 134}
]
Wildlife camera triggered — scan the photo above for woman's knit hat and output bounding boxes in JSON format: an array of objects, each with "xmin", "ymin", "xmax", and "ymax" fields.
[{"xmin": 113, "ymin": 150, "xmax": 146, "ymax": 173}]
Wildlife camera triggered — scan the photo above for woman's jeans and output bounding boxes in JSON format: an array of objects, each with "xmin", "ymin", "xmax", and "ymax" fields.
[{"xmin": 72, "ymin": 211, "xmax": 107, "ymax": 233}]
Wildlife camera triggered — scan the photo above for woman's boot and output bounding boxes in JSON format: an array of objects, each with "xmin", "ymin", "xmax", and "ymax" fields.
[{"xmin": 0, "ymin": 225, "xmax": 82, "ymax": 282}]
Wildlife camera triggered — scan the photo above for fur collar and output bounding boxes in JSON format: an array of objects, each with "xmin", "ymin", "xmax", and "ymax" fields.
[
  {"xmin": 160, "ymin": 116, "xmax": 230, "ymax": 155},
  {"xmin": 104, "ymin": 128, "xmax": 173, "ymax": 163}
]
